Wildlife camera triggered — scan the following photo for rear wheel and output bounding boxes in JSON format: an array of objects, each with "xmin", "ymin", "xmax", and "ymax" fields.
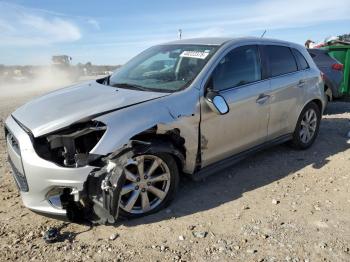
[
  {"xmin": 290, "ymin": 102, "xmax": 321, "ymax": 149},
  {"xmin": 118, "ymin": 153, "xmax": 179, "ymax": 218}
]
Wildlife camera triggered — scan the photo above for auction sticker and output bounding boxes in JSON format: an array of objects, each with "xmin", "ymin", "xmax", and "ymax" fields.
[{"xmin": 180, "ymin": 51, "xmax": 210, "ymax": 59}]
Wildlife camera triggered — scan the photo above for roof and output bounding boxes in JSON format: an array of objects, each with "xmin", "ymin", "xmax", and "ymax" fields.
[
  {"xmin": 162, "ymin": 37, "xmax": 300, "ymax": 47},
  {"xmin": 307, "ymin": 48, "xmax": 327, "ymax": 54},
  {"xmin": 163, "ymin": 37, "xmax": 233, "ymax": 46}
]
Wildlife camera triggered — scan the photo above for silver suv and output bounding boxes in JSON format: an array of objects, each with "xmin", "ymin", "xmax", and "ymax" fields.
[{"xmin": 5, "ymin": 37, "xmax": 325, "ymax": 223}]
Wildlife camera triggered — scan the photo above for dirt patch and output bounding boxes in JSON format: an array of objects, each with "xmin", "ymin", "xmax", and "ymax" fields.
[{"xmin": 0, "ymin": 85, "xmax": 349, "ymax": 261}]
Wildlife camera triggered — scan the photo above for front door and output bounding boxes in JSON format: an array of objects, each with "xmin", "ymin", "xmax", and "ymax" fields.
[{"xmin": 200, "ymin": 45, "xmax": 271, "ymax": 167}]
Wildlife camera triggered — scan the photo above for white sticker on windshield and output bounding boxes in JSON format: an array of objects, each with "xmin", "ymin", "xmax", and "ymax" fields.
[{"xmin": 180, "ymin": 51, "xmax": 210, "ymax": 59}]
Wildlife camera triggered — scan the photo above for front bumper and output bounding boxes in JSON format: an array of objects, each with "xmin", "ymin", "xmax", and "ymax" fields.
[{"xmin": 5, "ymin": 116, "xmax": 95, "ymax": 216}]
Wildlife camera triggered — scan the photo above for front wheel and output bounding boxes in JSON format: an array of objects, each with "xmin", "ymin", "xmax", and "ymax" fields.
[
  {"xmin": 290, "ymin": 102, "xmax": 321, "ymax": 149},
  {"xmin": 118, "ymin": 153, "xmax": 179, "ymax": 219}
]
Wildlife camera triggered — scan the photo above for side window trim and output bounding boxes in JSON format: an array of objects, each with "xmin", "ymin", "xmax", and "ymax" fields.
[
  {"xmin": 258, "ymin": 45, "xmax": 270, "ymax": 80},
  {"xmin": 218, "ymin": 78, "xmax": 269, "ymax": 94},
  {"xmin": 265, "ymin": 69, "xmax": 301, "ymax": 81},
  {"xmin": 288, "ymin": 47, "xmax": 299, "ymax": 72},
  {"xmin": 291, "ymin": 48, "xmax": 301, "ymax": 71},
  {"xmin": 291, "ymin": 48, "xmax": 310, "ymax": 71},
  {"xmin": 292, "ymin": 49, "xmax": 302, "ymax": 70}
]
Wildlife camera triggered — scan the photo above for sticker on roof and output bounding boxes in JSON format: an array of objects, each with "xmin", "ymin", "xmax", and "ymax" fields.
[{"xmin": 180, "ymin": 51, "xmax": 210, "ymax": 59}]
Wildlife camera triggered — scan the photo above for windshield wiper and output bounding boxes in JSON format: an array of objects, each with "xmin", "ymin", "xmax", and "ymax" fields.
[{"xmin": 111, "ymin": 82, "xmax": 149, "ymax": 91}]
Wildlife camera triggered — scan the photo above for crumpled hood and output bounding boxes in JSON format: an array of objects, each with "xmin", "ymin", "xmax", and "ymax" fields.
[{"xmin": 12, "ymin": 80, "xmax": 169, "ymax": 137}]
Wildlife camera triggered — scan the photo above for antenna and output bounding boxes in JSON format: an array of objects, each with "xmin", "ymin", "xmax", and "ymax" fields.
[
  {"xmin": 178, "ymin": 29, "xmax": 182, "ymax": 40},
  {"xmin": 260, "ymin": 30, "xmax": 267, "ymax": 38}
]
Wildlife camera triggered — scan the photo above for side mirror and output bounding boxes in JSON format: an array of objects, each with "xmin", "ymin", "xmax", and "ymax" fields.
[{"xmin": 205, "ymin": 91, "xmax": 229, "ymax": 115}]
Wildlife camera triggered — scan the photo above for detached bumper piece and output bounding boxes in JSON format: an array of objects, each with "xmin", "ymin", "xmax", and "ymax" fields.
[
  {"xmin": 88, "ymin": 158, "xmax": 128, "ymax": 225},
  {"xmin": 63, "ymin": 141, "xmax": 150, "ymax": 225}
]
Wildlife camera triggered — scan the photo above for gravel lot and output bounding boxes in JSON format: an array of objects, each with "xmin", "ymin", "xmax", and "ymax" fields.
[{"xmin": 0, "ymin": 81, "xmax": 350, "ymax": 261}]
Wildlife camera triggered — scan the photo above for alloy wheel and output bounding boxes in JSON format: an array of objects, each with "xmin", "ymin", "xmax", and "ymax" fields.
[
  {"xmin": 299, "ymin": 108, "xmax": 318, "ymax": 144},
  {"xmin": 120, "ymin": 155, "xmax": 171, "ymax": 214}
]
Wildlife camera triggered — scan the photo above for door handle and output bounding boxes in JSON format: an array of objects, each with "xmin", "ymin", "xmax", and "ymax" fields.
[
  {"xmin": 256, "ymin": 94, "xmax": 270, "ymax": 105},
  {"xmin": 297, "ymin": 80, "xmax": 305, "ymax": 88}
]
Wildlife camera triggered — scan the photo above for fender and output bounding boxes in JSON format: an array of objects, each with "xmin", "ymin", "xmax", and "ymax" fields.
[{"xmin": 91, "ymin": 87, "xmax": 201, "ymax": 174}]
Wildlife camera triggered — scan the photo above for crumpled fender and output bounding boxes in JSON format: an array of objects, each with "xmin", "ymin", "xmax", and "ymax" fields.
[{"xmin": 91, "ymin": 87, "xmax": 201, "ymax": 174}]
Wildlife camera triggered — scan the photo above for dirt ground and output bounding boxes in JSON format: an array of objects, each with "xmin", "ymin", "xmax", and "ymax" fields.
[{"xmin": 0, "ymin": 81, "xmax": 350, "ymax": 262}]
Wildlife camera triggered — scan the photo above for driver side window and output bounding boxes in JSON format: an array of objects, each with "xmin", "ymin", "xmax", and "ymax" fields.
[{"xmin": 212, "ymin": 45, "xmax": 261, "ymax": 91}]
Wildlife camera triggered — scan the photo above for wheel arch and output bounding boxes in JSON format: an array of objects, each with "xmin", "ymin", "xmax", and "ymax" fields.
[
  {"xmin": 130, "ymin": 128, "xmax": 186, "ymax": 174},
  {"xmin": 292, "ymin": 98, "xmax": 323, "ymax": 133},
  {"xmin": 309, "ymin": 98, "xmax": 323, "ymax": 114},
  {"xmin": 300, "ymin": 97, "xmax": 324, "ymax": 117}
]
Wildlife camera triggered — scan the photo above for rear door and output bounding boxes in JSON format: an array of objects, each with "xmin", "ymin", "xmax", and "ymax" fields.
[{"xmin": 262, "ymin": 45, "xmax": 305, "ymax": 139}]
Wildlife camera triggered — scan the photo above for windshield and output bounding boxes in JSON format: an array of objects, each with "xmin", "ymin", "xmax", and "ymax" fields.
[{"xmin": 109, "ymin": 44, "xmax": 218, "ymax": 92}]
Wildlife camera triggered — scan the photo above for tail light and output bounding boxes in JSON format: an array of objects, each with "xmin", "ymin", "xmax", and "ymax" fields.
[{"xmin": 332, "ymin": 63, "xmax": 344, "ymax": 71}]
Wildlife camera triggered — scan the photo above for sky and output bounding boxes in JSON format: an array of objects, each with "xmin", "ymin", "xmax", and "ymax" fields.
[{"xmin": 0, "ymin": 0, "xmax": 349, "ymax": 65}]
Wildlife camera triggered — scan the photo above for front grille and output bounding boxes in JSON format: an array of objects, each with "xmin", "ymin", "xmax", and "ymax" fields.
[
  {"xmin": 8, "ymin": 156, "xmax": 29, "ymax": 192},
  {"xmin": 5, "ymin": 125, "xmax": 29, "ymax": 192}
]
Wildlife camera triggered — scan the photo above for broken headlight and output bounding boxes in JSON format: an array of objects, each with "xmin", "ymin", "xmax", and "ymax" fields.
[{"xmin": 33, "ymin": 121, "xmax": 107, "ymax": 167}]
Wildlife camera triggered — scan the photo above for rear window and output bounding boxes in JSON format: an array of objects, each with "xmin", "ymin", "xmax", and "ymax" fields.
[
  {"xmin": 292, "ymin": 49, "xmax": 309, "ymax": 70},
  {"xmin": 265, "ymin": 46, "xmax": 298, "ymax": 77},
  {"xmin": 308, "ymin": 49, "xmax": 328, "ymax": 58},
  {"xmin": 309, "ymin": 53, "xmax": 316, "ymax": 58}
]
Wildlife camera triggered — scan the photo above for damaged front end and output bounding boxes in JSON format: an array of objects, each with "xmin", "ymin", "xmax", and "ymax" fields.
[
  {"xmin": 33, "ymin": 120, "xmax": 107, "ymax": 168},
  {"xmin": 36, "ymin": 127, "xmax": 152, "ymax": 224},
  {"xmin": 61, "ymin": 140, "xmax": 154, "ymax": 224},
  {"xmin": 31, "ymin": 120, "xmax": 134, "ymax": 224},
  {"xmin": 32, "ymin": 118, "xmax": 186, "ymax": 224}
]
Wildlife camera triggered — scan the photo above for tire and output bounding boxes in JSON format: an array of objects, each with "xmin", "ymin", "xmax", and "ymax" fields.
[
  {"xmin": 290, "ymin": 102, "xmax": 321, "ymax": 150},
  {"xmin": 118, "ymin": 152, "xmax": 179, "ymax": 219}
]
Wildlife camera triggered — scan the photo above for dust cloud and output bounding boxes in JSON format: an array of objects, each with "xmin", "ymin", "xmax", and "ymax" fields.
[
  {"xmin": 0, "ymin": 67, "xmax": 78, "ymax": 99},
  {"xmin": 0, "ymin": 68, "xmax": 103, "ymax": 113}
]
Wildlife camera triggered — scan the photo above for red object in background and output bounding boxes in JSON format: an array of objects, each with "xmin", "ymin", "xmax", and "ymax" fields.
[
  {"xmin": 313, "ymin": 43, "xmax": 326, "ymax": 48},
  {"xmin": 332, "ymin": 63, "xmax": 344, "ymax": 71}
]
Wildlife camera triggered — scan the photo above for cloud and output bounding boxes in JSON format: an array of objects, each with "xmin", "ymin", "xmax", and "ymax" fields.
[
  {"xmin": 77, "ymin": 0, "xmax": 350, "ymax": 51},
  {"xmin": 1, "ymin": 0, "xmax": 349, "ymax": 65},
  {"xmin": 87, "ymin": 18, "xmax": 100, "ymax": 30},
  {"xmin": 225, "ymin": 0, "xmax": 350, "ymax": 31},
  {"xmin": 191, "ymin": 27, "xmax": 226, "ymax": 38},
  {"xmin": 0, "ymin": 2, "xmax": 81, "ymax": 46},
  {"xmin": 127, "ymin": 0, "xmax": 350, "ymax": 37}
]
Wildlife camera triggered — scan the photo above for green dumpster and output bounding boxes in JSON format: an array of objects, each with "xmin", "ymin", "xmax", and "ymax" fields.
[{"xmin": 323, "ymin": 45, "xmax": 350, "ymax": 96}]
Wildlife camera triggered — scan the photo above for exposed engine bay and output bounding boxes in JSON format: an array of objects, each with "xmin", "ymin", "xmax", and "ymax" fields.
[{"xmin": 33, "ymin": 121, "xmax": 106, "ymax": 168}]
